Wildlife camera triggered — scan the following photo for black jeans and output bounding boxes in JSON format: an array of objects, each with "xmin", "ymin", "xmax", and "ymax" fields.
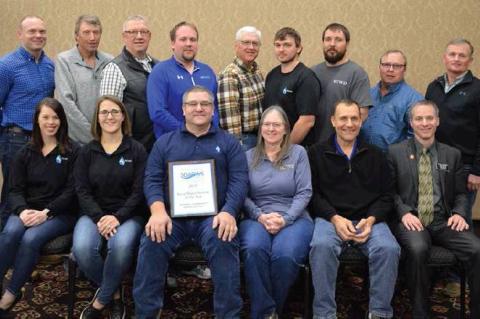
[{"xmin": 393, "ymin": 222, "xmax": 480, "ymax": 319}]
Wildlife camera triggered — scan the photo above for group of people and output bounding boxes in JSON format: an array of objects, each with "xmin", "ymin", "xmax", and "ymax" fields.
[{"xmin": 0, "ymin": 13, "xmax": 479, "ymax": 319}]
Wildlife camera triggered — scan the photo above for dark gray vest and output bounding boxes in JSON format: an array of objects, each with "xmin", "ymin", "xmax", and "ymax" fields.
[{"xmin": 112, "ymin": 47, "xmax": 157, "ymax": 151}]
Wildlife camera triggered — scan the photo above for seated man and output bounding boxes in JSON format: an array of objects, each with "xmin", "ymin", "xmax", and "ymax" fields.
[
  {"xmin": 388, "ymin": 100, "xmax": 480, "ymax": 319},
  {"xmin": 133, "ymin": 85, "xmax": 248, "ymax": 319},
  {"xmin": 308, "ymin": 99, "xmax": 400, "ymax": 319}
]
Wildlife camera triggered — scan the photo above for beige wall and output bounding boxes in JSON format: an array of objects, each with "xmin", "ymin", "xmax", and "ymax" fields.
[
  {"xmin": 1, "ymin": 0, "xmax": 479, "ymax": 93},
  {"xmin": 1, "ymin": 0, "xmax": 480, "ymax": 218}
]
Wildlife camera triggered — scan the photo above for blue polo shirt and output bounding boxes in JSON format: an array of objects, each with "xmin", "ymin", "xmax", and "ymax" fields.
[
  {"xmin": 0, "ymin": 47, "xmax": 55, "ymax": 130},
  {"xmin": 361, "ymin": 80, "xmax": 422, "ymax": 151},
  {"xmin": 144, "ymin": 125, "xmax": 248, "ymax": 217},
  {"xmin": 146, "ymin": 56, "xmax": 219, "ymax": 138}
]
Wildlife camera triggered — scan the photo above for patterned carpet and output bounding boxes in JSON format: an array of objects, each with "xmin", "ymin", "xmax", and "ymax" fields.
[{"xmin": 0, "ymin": 262, "xmax": 470, "ymax": 319}]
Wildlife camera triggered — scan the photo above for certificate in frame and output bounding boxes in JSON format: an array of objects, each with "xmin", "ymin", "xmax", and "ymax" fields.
[{"xmin": 168, "ymin": 159, "xmax": 217, "ymax": 218}]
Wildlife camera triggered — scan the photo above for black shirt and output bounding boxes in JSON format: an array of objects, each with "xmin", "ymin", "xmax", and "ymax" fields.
[
  {"xmin": 264, "ymin": 62, "xmax": 321, "ymax": 146},
  {"xmin": 74, "ymin": 136, "xmax": 148, "ymax": 223},
  {"xmin": 8, "ymin": 142, "xmax": 79, "ymax": 217}
]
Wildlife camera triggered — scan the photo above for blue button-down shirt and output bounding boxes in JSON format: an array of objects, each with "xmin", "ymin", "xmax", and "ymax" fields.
[
  {"xmin": 0, "ymin": 47, "xmax": 55, "ymax": 130},
  {"xmin": 361, "ymin": 80, "xmax": 422, "ymax": 151},
  {"xmin": 144, "ymin": 125, "xmax": 248, "ymax": 217}
]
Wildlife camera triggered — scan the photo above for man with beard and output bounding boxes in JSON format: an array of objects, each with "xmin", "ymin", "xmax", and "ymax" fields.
[
  {"xmin": 55, "ymin": 15, "xmax": 113, "ymax": 144},
  {"xmin": 264, "ymin": 27, "xmax": 321, "ymax": 147},
  {"xmin": 313, "ymin": 23, "xmax": 372, "ymax": 143},
  {"xmin": 147, "ymin": 21, "xmax": 219, "ymax": 139}
]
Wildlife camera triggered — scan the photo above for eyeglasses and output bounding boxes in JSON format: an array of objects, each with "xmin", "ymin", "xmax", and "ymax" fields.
[
  {"xmin": 239, "ymin": 40, "xmax": 260, "ymax": 48},
  {"xmin": 262, "ymin": 122, "xmax": 284, "ymax": 129},
  {"xmin": 380, "ymin": 62, "xmax": 405, "ymax": 70},
  {"xmin": 124, "ymin": 30, "xmax": 151, "ymax": 37},
  {"xmin": 99, "ymin": 109, "xmax": 122, "ymax": 117},
  {"xmin": 184, "ymin": 101, "xmax": 213, "ymax": 108}
]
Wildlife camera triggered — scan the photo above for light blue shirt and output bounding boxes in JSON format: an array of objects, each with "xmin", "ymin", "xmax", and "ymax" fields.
[
  {"xmin": 362, "ymin": 80, "xmax": 423, "ymax": 151},
  {"xmin": 243, "ymin": 144, "xmax": 312, "ymax": 225}
]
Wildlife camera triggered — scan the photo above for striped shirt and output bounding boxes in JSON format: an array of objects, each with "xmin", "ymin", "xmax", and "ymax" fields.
[
  {"xmin": 0, "ymin": 47, "xmax": 54, "ymax": 130},
  {"xmin": 217, "ymin": 58, "xmax": 264, "ymax": 138}
]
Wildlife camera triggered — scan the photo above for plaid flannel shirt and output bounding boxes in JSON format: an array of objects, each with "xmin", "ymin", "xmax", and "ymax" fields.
[{"xmin": 217, "ymin": 58, "xmax": 265, "ymax": 138}]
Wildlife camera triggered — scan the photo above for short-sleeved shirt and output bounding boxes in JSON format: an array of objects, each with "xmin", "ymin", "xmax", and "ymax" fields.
[
  {"xmin": 264, "ymin": 62, "xmax": 321, "ymax": 146},
  {"xmin": 312, "ymin": 60, "xmax": 372, "ymax": 142}
]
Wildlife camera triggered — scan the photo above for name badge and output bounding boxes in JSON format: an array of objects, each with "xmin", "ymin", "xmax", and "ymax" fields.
[{"xmin": 436, "ymin": 163, "xmax": 449, "ymax": 171}]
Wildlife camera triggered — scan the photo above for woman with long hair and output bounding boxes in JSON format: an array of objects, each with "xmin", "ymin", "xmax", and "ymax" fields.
[
  {"xmin": 72, "ymin": 95, "xmax": 147, "ymax": 319},
  {"xmin": 239, "ymin": 105, "xmax": 313, "ymax": 319},
  {"xmin": 0, "ymin": 98, "xmax": 78, "ymax": 316}
]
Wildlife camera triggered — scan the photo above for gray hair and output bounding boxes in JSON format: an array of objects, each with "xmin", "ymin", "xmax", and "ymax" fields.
[
  {"xmin": 251, "ymin": 105, "xmax": 291, "ymax": 169},
  {"xmin": 446, "ymin": 38, "xmax": 474, "ymax": 56},
  {"xmin": 75, "ymin": 15, "xmax": 102, "ymax": 35},
  {"xmin": 122, "ymin": 15, "xmax": 149, "ymax": 32},
  {"xmin": 409, "ymin": 100, "xmax": 439, "ymax": 120},
  {"xmin": 235, "ymin": 26, "xmax": 261, "ymax": 41}
]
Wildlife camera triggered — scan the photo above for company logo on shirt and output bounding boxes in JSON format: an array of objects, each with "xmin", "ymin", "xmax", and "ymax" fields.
[
  {"xmin": 119, "ymin": 157, "xmax": 133, "ymax": 166},
  {"xmin": 177, "ymin": 75, "xmax": 184, "ymax": 80},
  {"xmin": 55, "ymin": 155, "xmax": 69, "ymax": 164},
  {"xmin": 215, "ymin": 146, "xmax": 221, "ymax": 153},
  {"xmin": 333, "ymin": 79, "xmax": 348, "ymax": 86},
  {"xmin": 282, "ymin": 87, "xmax": 293, "ymax": 95},
  {"xmin": 200, "ymin": 75, "xmax": 211, "ymax": 80}
]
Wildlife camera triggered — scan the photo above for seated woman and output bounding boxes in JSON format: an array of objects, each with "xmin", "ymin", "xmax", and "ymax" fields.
[
  {"xmin": 239, "ymin": 105, "xmax": 313, "ymax": 319},
  {"xmin": 0, "ymin": 98, "xmax": 78, "ymax": 316},
  {"xmin": 72, "ymin": 95, "xmax": 147, "ymax": 319}
]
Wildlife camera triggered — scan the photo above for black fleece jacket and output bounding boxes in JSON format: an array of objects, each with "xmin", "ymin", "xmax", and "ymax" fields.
[
  {"xmin": 308, "ymin": 135, "xmax": 394, "ymax": 222},
  {"xmin": 74, "ymin": 136, "xmax": 148, "ymax": 223}
]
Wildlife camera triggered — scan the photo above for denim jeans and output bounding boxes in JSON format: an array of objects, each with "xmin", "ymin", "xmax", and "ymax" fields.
[
  {"xmin": 133, "ymin": 216, "xmax": 242, "ymax": 319},
  {"xmin": 72, "ymin": 215, "xmax": 143, "ymax": 305},
  {"xmin": 239, "ymin": 217, "xmax": 313, "ymax": 318},
  {"xmin": 309, "ymin": 218, "xmax": 400, "ymax": 319},
  {"xmin": 0, "ymin": 129, "xmax": 31, "ymax": 229},
  {"xmin": 240, "ymin": 133, "xmax": 257, "ymax": 152},
  {"xmin": 0, "ymin": 214, "xmax": 76, "ymax": 295}
]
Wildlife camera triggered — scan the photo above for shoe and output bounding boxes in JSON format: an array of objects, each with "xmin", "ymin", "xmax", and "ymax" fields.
[
  {"xmin": 0, "ymin": 290, "xmax": 23, "ymax": 317},
  {"xmin": 80, "ymin": 304, "xmax": 102, "ymax": 319},
  {"xmin": 181, "ymin": 265, "xmax": 211, "ymax": 279},
  {"xmin": 264, "ymin": 312, "xmax": 279, "ymax": 319},
  {"xmin": 110, "ymin": 298, "xmax": 126, "ymax": 319},
  {"xmin": 80, "ymin": 288, "xmax": 102, "ymax": 319},
  {"xmin": 110, "ymin": 287, "xmax": 126, "ymax": 319}
]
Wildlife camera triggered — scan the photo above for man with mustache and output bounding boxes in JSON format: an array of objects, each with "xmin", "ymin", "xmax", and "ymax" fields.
[
  {"xmin": 55, "ymin": 15, "xmax": 113, "ymax": 144},
  {"xmin": 147, "ymin": 21, "xmax": 219, "ymax": 139},
  {"xmin": 361, "ymin": 50, "xmax": 423, "ymax": 152},
  {"xmin": 313, "ymin": 23, "xmax": 372, "ymax": 143}
]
